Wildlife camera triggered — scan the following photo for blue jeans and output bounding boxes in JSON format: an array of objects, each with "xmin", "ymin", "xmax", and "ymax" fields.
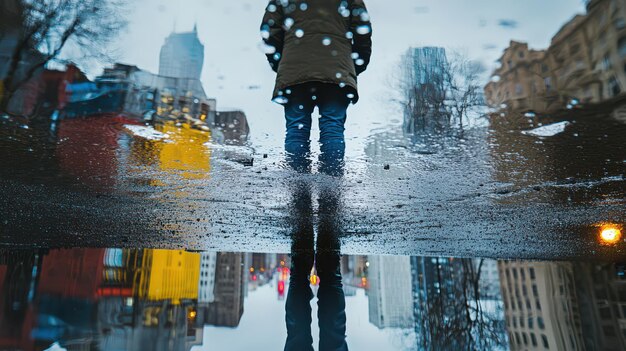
[{"xmin": 283, "ymin": 83, "xmax": 351, "ymax": 176}]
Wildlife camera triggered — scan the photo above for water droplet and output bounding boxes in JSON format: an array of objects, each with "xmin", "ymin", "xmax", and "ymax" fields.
[
  {"xmin": 284, "ymin": 18, "xmax": 294, "ymax": 29},
  {"xmin": 356, "ymin": 25, "xmax": 371, "ymax": 35},
  {"xmin": 351, "ymin": 52, "xmax": 359, "ymax": 59},
  {"xmin": 300, "ymin": 3, "xmax": 308, "ymax": 11},
  {"xmin": 345, "ymin": 32, "xmax": 354, "ymax": 39},
  {"xmin": 322, "ymin": 37, "xmax": 332, "ymax": 46},
  {"xmin": 336, "ymin": 72, "xmax": 342, "ymax": 78},
  {"xmin": 355, "ymin": 58, "xmax": 365, "ymax": 66},
  {"xmin": 273, "ymin": 96, "xmax": 289, "ymax": 104},
  {"xmin": 347, "ymin": 93, "xmax": 355, "ymax": 99},
  {"xmin": 298, "ymin": 123, "xmax": 304, "ymax": 129},
  {"xmin": 273, "ymin": 52, "xmax": 281, "ymax": 61},
  {"xmin": 360, "ymin": 12, "xmax": 370, "ymax": 21},
  {"xmin": 339, "ymin": 82, "xmax": 346, "ymax": 88},
  {"xmin": 295, "ymin": 29, "xmax": 304, "ymax": 38},
  {"xmin": 267, "ymin": 4, "xmax": 277, "ymax": 12},
  {"xmin": 298, "ymin": 105, "xmax": 304, "ymax": 110},
  {"xmin": 285, "ymin": 89, "xmax": 292, "ymax": 95},
  {"xmin": 311, "ymin": 95, "xmax": 317, "ymax": 101},
  {"xmin": 259, "ymin": 42, "xmax": 276, "ymax": 54}
]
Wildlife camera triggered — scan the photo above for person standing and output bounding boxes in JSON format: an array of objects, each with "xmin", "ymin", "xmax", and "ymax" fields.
[{"xmin": 261, "ymin": 0, "xmax": 372, "ymax": 176}]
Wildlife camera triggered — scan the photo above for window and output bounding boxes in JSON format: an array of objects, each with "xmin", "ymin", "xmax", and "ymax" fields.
[
  {"xmin": 542, "ymin": 335, "xmax": 550, "ymax": 349},
  {"xmin": 619, "ymin": 37, "xmax": 626, "ymax": 57},
  {"xmin": 615, "ymin": 18, "xmax": 626, "ymax": 30},
  {"xmin": 522, "ymin": 333, "xmax": 528, "ymax": 345},
  {"xmin": 531, "ymin": 333, "xmax": 538, "ymax": 346},
  {"xmin": 515, "ymin": 83, "xmax": 523, "ymax": 95},
  {"xmin": 609, "ymin": 76, "xmax": 621, "ymax": 96},
  {"xmin": 530, "ymin": 268, "xmax": 536, "ymax": 279},
  {"xmin": 544, "ymin": 77, "xmax": 552, "ymax": 92},
  {"xmin": 538, "ymin": 316, "xmax": 545, "ymax": 329},
  {"xmin": 532, "ymin": 284, "xmax": 539, "ymax": 296},
  {"xmin": 602, "ymin": 54, "xmax": 612, "ymax": 70},
  {"xmin": 570, "ymin": 43, "xmax": 580, "ymax": 55},
  {"xmin": 519, "ymin": 51, "xmax": 525, "ymax": 58},
  {"xmin": 528, "ymin": 317, "xmax": 534, "ymax": 329}
]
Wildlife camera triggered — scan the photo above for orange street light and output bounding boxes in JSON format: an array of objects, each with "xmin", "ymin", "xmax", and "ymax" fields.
[{"xmin": 599, "ymin": 225, "xmax": 622, "ymax": 245}]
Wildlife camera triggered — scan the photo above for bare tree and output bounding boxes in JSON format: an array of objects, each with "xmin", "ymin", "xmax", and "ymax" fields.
[
  {"xmin": 393, "ymin": 47, "xmax": 486, "ymax": 133},
  {"xmin": 0, "ymin": 0, "xmax": 128, "ymax": 113}
]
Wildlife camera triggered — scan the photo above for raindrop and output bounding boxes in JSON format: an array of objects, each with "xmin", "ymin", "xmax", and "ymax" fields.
[
  {"xmin": 298, "ymin": 105, "xmax": 304, "ymax": 110},
  {"xmin": 295, "ymin": 29, "xmax": 304, "ymax": 38},
  {"xmin": 336, "ymin": 72, "xmax": 342, "ymax": 78},
  {"xmin": 355, "ymin": 58, "xmax": 365, "ymax": 66},
  {"xmin": 298, "ymin": 123, "xmax": 304, "ymax": 129},
  {"xmin": 259, "ymin": 43, "xmax": 276, "ymax": 54},
  {"xmin": 322, "ymin": 37, "xmax": 332, "ymax": 46},
  {"xmin": 339, "ymin": 82, "xmax": 346, "ymax": 88},
  {"xmin": 360, "ymin": 12, "xmax": 370, "ymax": 21},
  {"xmin": 339, "ymin": 8, "xmax": 350, "ymax": 17},
  {"xmin": 300, "ymin": 3, "xmax": 308, "ymax": 11},
  {"xmin": 347, "ymin": 93, "xmax": 355, "ymax": 99},
  {"xmin": 273, "ymin": 52, "xmax": 281, "ymax": 61},
  {"xmin": 273, "ymin": 96, "xmax": 289, "ymax": 104},
  {"xmin": 260, "ymin": 25, "xmax": 270, "ymax": 39},
  {"xmin": 311, "ymin": 95, "xmax": 317, "ymax": 100},
  {"xmin": 356, "ymin": 25, "xmax": 371, "ymax": 35},
  {"xmin": 345, "ymin": 31, "xmax": 354, "ymax": 39},
  {"xmin": 284, "ymin": 18, "xmax": 294, "ymax": 29},
  {"xmin": 351, "ymin": 52, "xmax": 359, "ymax": 59},
  {"xmin": 286, "ymin": 89, "xmax": 292, "ymax": 94},
  {"xmin": 267, "ymin": 4, "xmax": 277, "ymax": 12}
]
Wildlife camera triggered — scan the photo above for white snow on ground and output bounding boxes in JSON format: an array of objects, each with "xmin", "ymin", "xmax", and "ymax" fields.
[
  {"xmin": 522, "ymin": 121, "xmax": 570, "ymax": 137},
  {"xmin": 123, "ymin": 125, "xmax": 169, "ymax": 140}
]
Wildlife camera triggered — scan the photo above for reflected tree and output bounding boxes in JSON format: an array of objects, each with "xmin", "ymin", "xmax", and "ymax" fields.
[
  {"xmin": 393, "ymin": 48, "xmax": 486, "ymax": 133},
  {"xmin": 0, "ymin": 0, "xmax": 127, "ymax": 113},
  {"xmin": 408, "ymin": 257, "xmax": 507, "ymax": 350}
]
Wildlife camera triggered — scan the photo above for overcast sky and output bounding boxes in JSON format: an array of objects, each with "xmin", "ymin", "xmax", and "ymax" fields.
[{"xmin": 100, "ymin": 0, "xmax": 585, "ymax": 152}]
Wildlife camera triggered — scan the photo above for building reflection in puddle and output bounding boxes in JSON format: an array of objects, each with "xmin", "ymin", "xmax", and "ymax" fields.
[{"xmin": 0, "ymin": 248, "xmax": 624, "ymax": 351}]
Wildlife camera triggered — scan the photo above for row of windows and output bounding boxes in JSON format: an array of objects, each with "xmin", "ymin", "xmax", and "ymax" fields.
[
  {"xmin": 510, "ymin": 331, "xmax": 550, "ymax": 349},
  {"xmin": 506, "ymin": 315, "xmax": 546, "ymax": 330}
]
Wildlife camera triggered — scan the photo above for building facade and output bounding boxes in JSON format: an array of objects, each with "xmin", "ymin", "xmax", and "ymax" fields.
[{"xmin": 485, "ymin": 0, "xmax": 626, "ymax": 112}]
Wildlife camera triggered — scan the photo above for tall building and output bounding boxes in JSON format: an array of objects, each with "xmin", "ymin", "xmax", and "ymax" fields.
[
  {"xmin": 159, "ymin": 25, "xmax": 204, "ymax": 80},
  {"xmin": 498, "ymin": 261, "xmax": 584, "ymax": 350},
  {"xmin": 485, "ymin": 0, "xmax": 626, "ymax": 112},
  {"xmin": 198, "ymin": 252, "xmax": 217, "ymax": 303},
  {"xmin": 200, "ymin": 252, "xmax": 246, "ymax": 327},
  {"xmin": 367, "ymin": 255, "xmax": 414, "ymax": 328}
]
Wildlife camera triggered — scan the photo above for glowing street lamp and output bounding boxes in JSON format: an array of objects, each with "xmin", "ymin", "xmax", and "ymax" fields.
[{"xmin": 599, "ymin": 225, "xmax": 622, "ymax": 245}]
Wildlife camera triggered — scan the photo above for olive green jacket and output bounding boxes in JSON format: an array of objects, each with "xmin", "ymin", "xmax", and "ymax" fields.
[{"xmin": 261, "ymin": 0, "xmax": 372, "ymax": 103}]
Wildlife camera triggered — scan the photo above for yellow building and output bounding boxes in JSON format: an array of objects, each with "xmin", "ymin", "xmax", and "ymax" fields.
[{"xmin": 136, "ymin": 249, "xmax": 201, "ymax": 303}]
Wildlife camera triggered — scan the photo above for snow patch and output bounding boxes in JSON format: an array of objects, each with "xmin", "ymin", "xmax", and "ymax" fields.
[
  {"xmin": 124, "ymin": 125, "xmax": 169, "ymax": 140},
  {"xmin": 522, "ymin": 121, "xmax": 570, "ymax": 137}
]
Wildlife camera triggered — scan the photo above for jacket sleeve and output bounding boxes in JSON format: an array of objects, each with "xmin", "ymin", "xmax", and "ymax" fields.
[
  {"xmin": 261, "ymin": 1, "xmax": 285, "ymax": 73},
  {"xmin": 349, "ymin": 0, "xmax": 372, "ymax": 75}
]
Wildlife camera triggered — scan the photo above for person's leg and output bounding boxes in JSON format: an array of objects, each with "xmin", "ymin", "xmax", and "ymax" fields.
[
  {"xmin": 284, "ymin": 85, "xmax": 315, "ymax": 173},
  {"xmin": 316, "ymin": 181, "xmax": 348, "ymax": 351},
  {"xmin": 316, "ymin": 85, "xmax": 350, "ymax": 176},
  {"xmin": 284, "ymin": 180, "xmax": 315, "ymax": 351}
]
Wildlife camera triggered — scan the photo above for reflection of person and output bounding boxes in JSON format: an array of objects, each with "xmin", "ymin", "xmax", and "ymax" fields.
[
  {"xmin": 284, "ymin": 180, "xmax": 347, "ymax": 351},
  {"xmin": 261, "ymin": 0, "xmax": 372, "ymax": 175}
]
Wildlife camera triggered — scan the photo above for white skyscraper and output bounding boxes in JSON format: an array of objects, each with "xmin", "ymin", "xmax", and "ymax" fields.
[
  {"xmin": 368, "ymin": 255, "xmax": 414, "ymax": 328},
  {"xmin": 198, "ymin": 252, "xmax": 217, "ymax": 303},
  {"xmin": 159, "ymin": 24, "xmax": 204, "ymax": 79}
]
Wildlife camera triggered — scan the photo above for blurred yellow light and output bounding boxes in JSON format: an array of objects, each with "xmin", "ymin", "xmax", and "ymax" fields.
[
  {"xmin": 188, "ymin": 310, "xmax": 197, "ymax": 319},
  {"xmin": 310, "ymin": 275, "xmax": 318, "ymax": 285},
  {"xmin": 600, "ymin": 226, "xmax": 622, "ymax": 244},
  {"xmin": 249, "ymin": 267, "xmax": 255, "ymax": 273}
]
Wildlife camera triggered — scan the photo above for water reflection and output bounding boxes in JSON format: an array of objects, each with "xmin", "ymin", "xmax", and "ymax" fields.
[{"xmin": 1, "ymin": 248, "xmax": 625, "ymax": 350}]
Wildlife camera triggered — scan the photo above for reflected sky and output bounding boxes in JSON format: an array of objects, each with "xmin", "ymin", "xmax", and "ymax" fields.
[{"xmin": 102, "ymin": 0, "xmax": 587, "ymax": 149}]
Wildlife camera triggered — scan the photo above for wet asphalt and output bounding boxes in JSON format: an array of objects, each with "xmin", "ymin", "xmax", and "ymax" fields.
[{"xmin": 0, "ymin": 107, "xmax": 624, "ymax": 260}]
